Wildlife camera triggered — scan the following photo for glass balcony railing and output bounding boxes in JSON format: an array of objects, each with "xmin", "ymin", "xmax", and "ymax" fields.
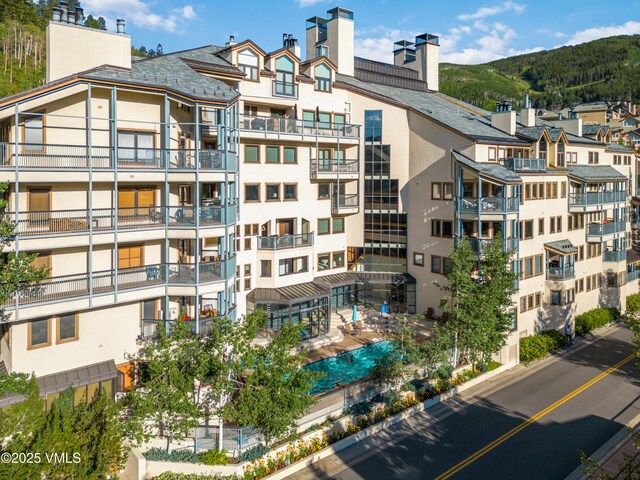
[
  {"xmin": 568, "ymin": 191, "xmax": 626, "ymax": 206},
  {"xmin": 239, "ymin": 115, "xmax": 360, "ymax": 138},
  {"xmin": 0, "ymin": 143, "xmax": 235, "ymax": 171},
  {"xmin": 457, "ymin": 196, "xmax": 519, "ymax": 214},
  {"xmin": 140, "ymin": 317, "xmax": 226, "ymax": 338},
  {"xmin": 332, "ymin": 194, "xmax": 359, "ymax": 214},
  {"xmin": 501, "ymin": 157, "xmax": 546, "ymax": 172},
  {"xmin": 310, "ymin": 159, "xmax": 359, "ymax": 177},
  {"xmin": 628, "ymin": 269, "xmax": 640, "ymax": 283},
  {"xmin": 603, "ymin": 250, "xmax": 626, "ymax": 262},
  {"xmin": 547, "ymin": 265, "xmax": 575, "ymax": 281},
  {"xmin": 257, "ymin": 233, "xmax": 314, "ymax": 250},
  {"xmin": 587, "ymin": 221, "xmax": 626, "ymax": 237},
  {"xmin": 465, "ymin": 236, "xmax": 518, "ymax": 254}
]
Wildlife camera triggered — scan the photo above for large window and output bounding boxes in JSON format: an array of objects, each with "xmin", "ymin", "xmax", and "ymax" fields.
[
  {"xmin": 118, "ymin": 131, "xmax": 155, "ymax": 163},
  {"xmin": 244, "ymin": 145, "xmax": 260, "ymax": 163},
  {"xmin": 279, "ymin": 256, "xmax": 308, "ymax": 276},
  {"xmin": 364, "ymin": 145, "xmax": 390, "ymax": 175},
  {"xmin": 275, "ymin": 56, "xmax": 295, "ymax": 97},
  {"xmin": 244, "ymin": 184, "xmax": 260, "ymax": 203},
  {"xmin": 332, "ymin": 251, "xmax": 345, "ymax": 268},
  {"xmin": 315, "ymin": 64, "xmax": 331, "ymax": 92},
  {"xmin": 364, "ymin": 110, "xmax": 382, "ymax": 142},
  {"xmin": 238, "ymin": 49, "xmax": 258, "ymax": 80},
  {"xmin": 23, "ymin": 113, "xmax": 44, "ymax": 151}
]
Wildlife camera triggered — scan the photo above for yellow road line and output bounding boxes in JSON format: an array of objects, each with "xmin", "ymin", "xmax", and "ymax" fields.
[{"xmin": 434, "ymin": 352, "xmax": 636, "ymax": 480}]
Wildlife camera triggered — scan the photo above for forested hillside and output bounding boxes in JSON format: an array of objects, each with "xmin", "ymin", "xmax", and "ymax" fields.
[{"xmin": 440, "ymin": 35, "xmax": 640, "ymax": 111}]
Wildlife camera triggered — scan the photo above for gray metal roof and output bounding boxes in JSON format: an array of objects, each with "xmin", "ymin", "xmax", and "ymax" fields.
[
  {"xmin": 84, "ymin": 45, "xmax": 238, "ymax": 103},
  {"xmin": 544, "ymin": 240, "xmax": 577, "ymax": 255},
  {"xmin": 249, "ymin": 282, "xmax": 329, "ymax": 304},
  {"xmin": 38, "ymin": 360, "xmax": 118, "ymax": 396},
  {"xmin": 516, "ymin": 126, "xmax": 545, "ymax": 141},
  {"xmin": 335, "ymin": 73, "xmax": 529, "ymax": 145},
  {"xmin": 606, "ymin": 143, "xmax": 636, "ymax": 153},
  {"xmin": 564, "ymin": 132, "xmax": 602, "ymax": 145},
  {"xmin": 582, "ymin": 124, "xmax": 604, "ymax": 135},
  {"xmin": 452, "ymin": 150, "xmax": 522, "ymax": 183},
  {"xmin": 315, "ymin": 272, "xmax": 358, "ymax": 287},
  {"xmin": 566, "ymin": 165, "xmax": 627, "ymax": 181}
]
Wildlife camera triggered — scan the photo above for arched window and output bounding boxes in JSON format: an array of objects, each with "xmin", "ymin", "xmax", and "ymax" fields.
[
  {"xmin": 238, "ymin": 49, "xmax": 258, "ymax": 80},
  {"xmin": 556, "ymin": 140, "xmax": 565, "ymax": 167},
  {"xmin": 274, "ymin": 56, "xmax": 295, "ymax": 97},
  {"xmin": 315, "ymin": 64, "xmax": 331, "ymax": 92}
]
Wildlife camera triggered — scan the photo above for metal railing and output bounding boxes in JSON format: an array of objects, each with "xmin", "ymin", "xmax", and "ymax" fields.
[
  {"xmin": 587, "ymin": 221, "xmax": 626, "ymax": 236},
  {"xmin": 310, "ymin": 159, "xmax": 359, "ymax": 177},
  {"xmin": 501, "ymin": 157, "xmax": 546, "ymax": 172},
  {"xmin": 195, "ymin": 425, "xmax": 261, "ymax": 455},
  {"xmin": 547, "ymin": 265, "xmax": 575, "ymax": 280},
  {"xmin": 628, "ymin": 270, "xmax": 640, "ymax": 283},
  {"xmin": 0, "ymin": 143, "xmax": 233, "ymax": 171},
  {"xmin": 458, "ymin": 196, "xmax": 519, "ymax": 214},
  {"xmin": 568, "ymin": 191, "xmax": 626, "ymax": 206},
  {"xmin": 272, "ymin": 80, "xmax": 298, "ymax": 98},
  {"xmin": 332, "ymin": 194, "xmax": 359, "ymax": 213},
  {"xmin": 466, "ymin": 236, "xmax": 519, "ymax": 254},
  {"xmin": 603, "ymin": 250, "xmax": 626, "ymax": 262},
  {"xmin": 257, "ymin": 232, "xmax": 314, "ymax": 250},
  {"xmin": 239, "ymin": 115, "xmax": 360, "ymax": 138}
]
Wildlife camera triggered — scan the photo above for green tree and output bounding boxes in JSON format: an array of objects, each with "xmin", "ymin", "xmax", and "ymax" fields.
[
  {"xmin": 373, "ymin": 314, "xmax": 423, "ymax": 386},
  {"xmin": 83, "ymin": 14, "xmax": 106, "ymax": 30},
  {"xmin": 0, "ymin": 372, "xmax": 44, "ymax": 446}
]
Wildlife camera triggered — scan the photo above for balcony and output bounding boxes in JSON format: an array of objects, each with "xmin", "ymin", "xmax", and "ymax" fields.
[
  {"xmin": 546, "ymin": 265, "xmax": 575, "ymax": 281},
  {"xmin": 501, "ymin": 157, "xmax": 546, "ymax": 172},
  {"xmin": 568, "ymin": 191, "xmax": 626, "ymax": 209},
  {"xmin": 2, "ymin": 258, "xmax": 235, "ymax": 309},
  {"xmin": 457, "ymin": 196, "xmax": 519, "ymax": 215},
  {"xmin": 332, "ymin": 194, "xmax": 359, "ymax": 215},
  {"xmin": 310, "ymin": 159, "xmax": 359, "ymax": 181},
  {"xmin": 603, "ymin": 249, "xmax": 626, "ymax": 262},
  {"xmin": 628, "ymin": 269, "xmax": 640, "ymax": 283},
  {"xmin": 141, "ymin": 315, "xmax": 226, "ymax": 338},
  {"xmin": 0, "ymin": 143, "xmax": 234, "ymax": 172},
  {"xmin": 466, "ymin": 236, "xmax": 519, "ymax": 254},
  {"xmin": 8, "ymin": 205, "xmax": 235, "ymax": 238},
  {"xmin": 257, "ymin": 233, "xmax": 314, "ymax": 250},
  {"xmin": 587, "ymin": 221, "xmax": 626, "ymax": 240},
  {"xmin": 238, "ymin": 115, "xmax": 360, "ymax": 139}
]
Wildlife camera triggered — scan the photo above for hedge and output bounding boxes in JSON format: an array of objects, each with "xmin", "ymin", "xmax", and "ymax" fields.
[
  {"xmin": 520, "ymin": 330, "xmax": 568, "ymax": 363},
  {"xmin": 144, "ymin": 448, "xmax": 198, "ymax": 463},
  {"xmin": 627, "ymin": 293, "xmax": 640, "ymax": 315},
  {"xmin": 575, "ymin": 308, "xmax": 619, "ymax": 336}
]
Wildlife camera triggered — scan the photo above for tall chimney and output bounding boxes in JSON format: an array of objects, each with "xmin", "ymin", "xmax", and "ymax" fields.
[
  {"xmin": 59, "ymin": 1, "xmax": 68, "ymax": 23},
  {"xmin": 393, "ymin": 40, "xmax": 415, "ymax": 67},
  {"xmin": 74, "ymin": 8, "xmax": 84, "ymax": 26},
  {"xmin": 492, "ymin": 101, "xmax": 516, "ymax": 135},
  {"xmin": 521, "ymin": 94, "xmax": 536, "ymax": 127},
  {"xmin": 308, "ymin": 7, "xmax": 354, "ymax": 75},
  {"xmin": 413, "ymin": 33, "xmax": 439, "ymax": 91}
]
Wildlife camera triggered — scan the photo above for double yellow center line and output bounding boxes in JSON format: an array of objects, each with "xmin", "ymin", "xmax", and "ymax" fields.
[{"xmin": 434, "ymin": 352, "xmax": 636, "ymax": 480}]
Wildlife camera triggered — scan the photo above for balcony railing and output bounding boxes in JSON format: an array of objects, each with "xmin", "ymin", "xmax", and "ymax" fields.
[
  {"xmin": 141, "ymin": 314, "xmax": 227, "ymax": 338},
  {"xmin": 2, "ymin": 258, "xmax": 235, "ymax": 309},
  {"xmin": 0, "ymin": 143, "xmax": 234, "ymax": 171},
  {"xmin": 568, "ymin": 191, "xmax": 626, "ymax": 206},
  {"xmin": 272, "ymin": 80, "xmax": 298, "ymax": 98},
  {"xmin": 628, "ymin": 269, "xmax": 640, "ymax": 283},
  {"xmin": 458, "ymin": 196, "xmax": 519, "ymax": 214},
  {"xmin": 7, "ymin": 205, "xmax": 234, "ymax": 237},
  {"xmin": 465, "ymin": 236, "xmax": 519, "ymax": 254},
  {"xmin": 587, "ymin": 221, "xmax": 626, "ymax": 237},
  {"xmin": 547, "ymin": 265, "xmax": 575, "ymax": 281},
  {"xmin": 257, "ymin": 233, "xmax": 314, "ymax": 250},
  {"xmin": 501, "ymin": 157, "xmax": 546, "ymax": 172},
  {"xmin": 603, "ymin": 250, "xmax": 626, "ymax": 262},
  {"xmin": 310, "ymin": 159, "xmax": 359, "ymax": 178},
  {"xmin": 332, "ymin": 194, "xmax": 359, "ymax": 214},
  {"xmin": 239, "ymin": 115, "xmax": 360, "ymax": 139}
]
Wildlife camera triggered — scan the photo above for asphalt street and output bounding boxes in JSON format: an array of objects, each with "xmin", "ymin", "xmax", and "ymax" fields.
[{"xmin": 292, "ymin": 325, "xmax": 640, "ymax": 480}]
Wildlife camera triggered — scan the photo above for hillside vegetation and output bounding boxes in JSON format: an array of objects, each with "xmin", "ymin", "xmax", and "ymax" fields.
[{"xmin": 440, "ymin": 35, "xmax": 640, "ymax": 111}]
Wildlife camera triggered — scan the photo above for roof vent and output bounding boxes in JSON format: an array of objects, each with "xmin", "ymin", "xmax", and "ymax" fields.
[
  {"xmin": 226, "ymin": 35, "xmax": 236, "ymax": 47},
  {"xmin": 116, "ymin": 19, "xmax": 125, "ymax": 34},
  {"xmin": 283, "ymin": 33, "xmax": 298, "ymax": 48}
]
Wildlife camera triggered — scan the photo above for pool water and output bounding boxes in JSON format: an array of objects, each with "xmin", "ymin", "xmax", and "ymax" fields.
[{"xmin": 304, "ymin": 340, "xmax": 394, "ymax": 395}]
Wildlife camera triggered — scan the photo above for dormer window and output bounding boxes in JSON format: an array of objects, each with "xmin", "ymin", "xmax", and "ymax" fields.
[
  {"xmin": 274, "ymin": 56, "xmax": 296, "ymax": 97},
  {"xmin": 238, "ymin": 49, "xmax": 258, "ymax": 81},
  {"xmin": 557, "ymin": 140, "xmax": 565, "ymax": 167},
  {"xmin": 316, "ymin": 45, "xmax": 329, "ymax": 57},
  {"xmin": 315, "ymin": 64, "xmax": 331, "ymax": 92}
]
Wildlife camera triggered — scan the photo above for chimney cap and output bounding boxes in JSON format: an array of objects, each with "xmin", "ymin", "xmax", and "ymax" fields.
[
  {"xmin": 416, "ymin": 33, "xmax": 439, "ymax": 46},
  {"xmin": 116, "ymin": 18, "xmax": 126, "ymax": 34},
  {"xmin": 393, "ymin": 40, "xmax": 415, "ymax": 50}
]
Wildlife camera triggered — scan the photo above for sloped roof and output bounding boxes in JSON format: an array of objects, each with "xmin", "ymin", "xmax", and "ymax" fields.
[
  {"xmin": 566, "ymin": 165, "xmax": 627, "ymax": 181},
  {"xmin": 452, "ymin": 150, "xmax": 522, "ymax": 183},
  {"xmin": 606, "ymin": 143, "xmax": 635, "ymax": 153},
  {"xmin": 545, "ymin": 240, "xmax": 577, "ymax": 255}
]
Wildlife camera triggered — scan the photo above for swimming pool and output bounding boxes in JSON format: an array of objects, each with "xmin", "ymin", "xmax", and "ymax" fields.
[{"xmin": 304, "ymin": 340, "xmax": 394, "ymax": 395}]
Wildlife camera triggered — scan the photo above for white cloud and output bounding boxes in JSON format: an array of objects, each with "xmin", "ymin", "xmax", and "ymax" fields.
[
  {"xmin": 563, "ymin": 20, "xmax": 640, "ymax": 46},
  {"xmin": 83, "ymin": 0, "xmax": 196, "ymax": 32},
  {"xmin": 441, "ymin": 22, "xmax": 528, "ymax": 64},
  {"xmin": 457, "ymin": 1, "xmax": 525, "ymax": 21},
  {"xmin": 295, "ymin": 0, "xmax": 326, "ymax": 6},
  {"xmin": 354, "ymin": 28, "xmax": 420, "ymax": 63}
]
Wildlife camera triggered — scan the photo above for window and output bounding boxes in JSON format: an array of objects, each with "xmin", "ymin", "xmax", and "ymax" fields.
[
  {"xmin": 333, "ymin": 217, "xmax": 345, "ymax": 233},
  {"xmin": 274, "ymin": 56, "xmax": 295, "ymax": 97},
  {"xmin": 520, "ymin": 293, "xmax": 542, "ymax": 312},
  {"xmin": 443, "ymin": 183, "xmax": 453, "ymax": 200},
  {"xmin": 588, "ymin": 151, "xmax": 599, "ymax": 164},
  {"xmin": 279, "ymin": 256, "xmax": 308, "ymax": 275},
  {"xmin": 551, "ymin": 290, "xmax": 561, "ymax": 306},
  {"xmin": 238, "ymin": 49, "xmax": 259, "ymax": 80},
  {"xmin": 117, "ymin": 130, "xmax": 155, "ymax": 163},
  {"xmin": 431, "ymin": 255, "xmax": 442, "ymax": 274},
  {"xmin": 431, "ymin": 183, "xmax": 442, "ymax": 200},
  {"xmin": 561, "ymin": 182, "xmax": 567, "ymax": 198},
  {"xmin": 56, "ymin": 313, "xmax": 78, "ymax": 343},
  {"xmin": 318, "ymin": 218, "xmax": 330, "ymax": 235},
  {"xmin": 260, "ymin": 260, "xmax": 272, "ymax": 277},
  {"xmin": 283, "ymin": 184, "xmax": 297, "ymax": 201},
  {"xmin": 334, "ymin": 114, "xmax": 345, "ymax": 126},
  {"xmin": 318, "ymin": 253, "xmax": 330, "ymax": 271},
  {"xmin": 538, "ymin": 218, "xmax": 545, "ymax": 235},
  {"xmin": 244, "ymin": 145, "xmax": 260, "ymax": 163},
  {"xmin": 244, "ymin": 224, "xmax": 259, "ymax": 236},
  {"xmin": 28, "ymin": 318, "xmax": 50, "ymax": 349},
  {"xmin": 266, "ymin": 184, "xmax": 280, "ymax": 201},
  {"xmin": 413, "ymin": 253, "xmax": 424, "ymax": 266},
  {"xmin": 266, "ymin": 146, "xmax": 280, "ymax": 163},
  {"xmin": 550, "ymin": 217, "xmax": 556, "ymax": 234},
  {"xmin": 442, "ymin": 221, "xmax": 453, "ymax": 238},
  {"xmin": 244, "ymin": 184, "xmax": 260, "ymax": 202},
  {"xmin": 556, "ymin": 216, "xmax": 562, "ymax": 233},
  {"xmin": 23, "ymin": 113, "xmax": 44, "ymax": 150},
  {"xmin": 332, "ymin": 251, "xmax": 345, "ymax": 268},
  {"xmin": 244, "ymin": 238, "xmax": 252, "ymax": 250},
  {"xmin": 315, "ymin": 64, "xmax": 331, "ymax": 92},
  {"xmin": 316, "ymin": 44, "xmax": 329, "ymax": 57},
  {"xmin": 520, "ymin": 220, "xmax": 533, "ymax": 240},
  {"xmin": 488, "ymin": 147, "xmax": 497, "ymax": 162},
  {"xmin": 244, "ymin": 264, "xmax": 251, "ymax": 276},
  {"xmin": 318, "ymin": 184, "xmax": 330, "ymax": 199},
  {"xmin": 118, "ymin": 244, "xmax": 143, "ymax": 269},
  {"xmin": 432, "ymin": 220, "xmax": 441, "ymax": 237},
  {"xmin": 142, "ymin": 299, "xmax": 158, "ymax": 320},
  {"xmin": 244, "ymin": 278, "xmax": 251, "ymax": 290},
  {"xmin": 283, "ymin": 147, "xmax": 297, "ymax": 164}
]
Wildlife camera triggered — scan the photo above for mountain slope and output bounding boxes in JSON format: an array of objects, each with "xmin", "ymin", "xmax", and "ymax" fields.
[{"xmin": 440, "ymin": 35, "xmax": 640, "ymax": 111}]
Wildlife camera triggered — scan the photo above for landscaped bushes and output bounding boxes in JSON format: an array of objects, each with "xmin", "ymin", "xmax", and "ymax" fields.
[
  {"xmin": 520, "ymin": 330, "xmax": 568, "ymax": 364},
  {"xmin": 198, "ymin": 449, "xmax": 229, "ymax": 466},
  {"xmin": 627, "ymin": 293, "xmax": 640, "ymax": 315},
  {"xmin": 575, "ymin": 308, "xmax": 619, "ymax": 335},
  {"xmin": 236, "ymin": 444, "xmax": 268, "ymax": 463},
  {"xmin": 145, "ymin": 448, "xmax": 199, "ymax": 463},
  {"xmin": 153, "ymin": 474, "xmax": 237, "ymax": 480}
]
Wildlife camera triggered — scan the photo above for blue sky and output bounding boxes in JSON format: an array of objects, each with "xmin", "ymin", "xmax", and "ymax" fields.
[{"xmin": 83, "ymin": 0, "xmax": 640, "ymax": 64}]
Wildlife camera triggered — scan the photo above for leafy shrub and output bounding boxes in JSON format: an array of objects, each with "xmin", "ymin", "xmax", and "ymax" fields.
[
  {"xmin": 539, "ymin": 329, "xmax": 569, "ymax": 348},
  {"xmin": 144, "ymin": 447, "xmax": 198, "ymax": 463},
  {"xmin": 429, "ymin": 364, "xmax": 454, "ymax": 380},
  {"xmin": 198, "ymin": 449, "xmax": 229, "ymax": 466},
  {"xmin": 372, "ymin": 390, "xmax": 401, "ymax": 406},
  {"xmin": 153, "ymin": 473, "xmax": 238, "ymax": 480},
  {"xmin": 236, "ymin": 443, "xmax": 268, "ymax": 463},
  {"xmin": 520, "ymin": 329, "xmax": 569, "ymax": 363},
  {"xmin": 347, "ymin": 400, "xmax": 372, "ymax": 416},
  {"xmin": 575, "ymin": 308, "xmax": 619, "ymax": 335},
  {"xmin": 401, "ymin": 381, "xmax": 418, "ymax": 393},
  {"xmin": 628, "ymin": 294, "xmax": 640, "ymax": 315}
]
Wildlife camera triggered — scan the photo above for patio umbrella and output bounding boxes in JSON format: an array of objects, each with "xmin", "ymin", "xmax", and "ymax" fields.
[{"xmin": 352, "ymin": 304, "xmax": 358, "ymax": 322}]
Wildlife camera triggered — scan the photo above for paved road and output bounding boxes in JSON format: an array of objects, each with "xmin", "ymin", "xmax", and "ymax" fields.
[{"xmin": 292, "ymin": 326, "xmax": 640, "ymax": 480}]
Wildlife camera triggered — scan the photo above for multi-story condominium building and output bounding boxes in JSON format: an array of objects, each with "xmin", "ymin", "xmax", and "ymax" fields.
[{"xmin": 0, "ymin": 5, "xmax": 638, "ymax": 402}]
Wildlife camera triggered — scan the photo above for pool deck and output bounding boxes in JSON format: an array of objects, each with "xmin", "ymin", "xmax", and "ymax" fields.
[{"xmin": 305, "ymin": 331, "xmax": 381, "ymax": 363}]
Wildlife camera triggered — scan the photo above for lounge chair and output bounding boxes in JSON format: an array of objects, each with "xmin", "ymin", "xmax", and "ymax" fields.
[
  {"xmin": 356, "ymin": 319, "xmax": 365, "ymax": 332},
  {"xmin": 344, "ymin": 322, "xmax": 356, "ymax": 335}
]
